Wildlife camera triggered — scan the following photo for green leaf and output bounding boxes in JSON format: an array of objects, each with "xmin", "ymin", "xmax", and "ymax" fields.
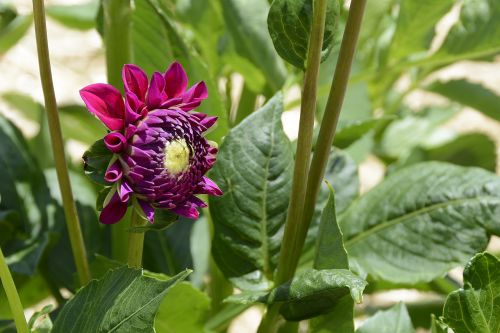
[
  {"xmin": 442, "ymin": 252, "xmax": 500, "ymax": 333},
  {"xmin": 378, "ymin": 107, "xmax": 457, "ymax": 159},
  {"xmin": 309, "ymin": 296, "xmax": 356, "ymax": 333},
  {"xmin": 220, "ymin": 0, "xmax": 287, "ymax": 91},
  {"xmin": 82, "ymin": 139, "xmax": 113, "ymax": 186},
  {"xmin": 155, "ymin": 282, "xmax": 211, "ymax": 333},
  {"xmin": 0, "ymin": 115, "xmax": 52, "ymax": 275},
  {"xmin": 392, "ymin": 133, "xmax": 497, "ymax": 173},
  {"xmin": 1, "ymin": 92, "xmax": 40, "ymax": 122},
  {"xmin": 132, "ymin": 0, "xmax": 173, "ymax": 76},
  {"xmin": 0, "ymin": 320, "xmax": 15, "ymax": 332},
  {"xmin": 134, "ymin": 0, "xmax": 228, "ymax": 143},
  {"xmin": 58, "ymin": 105, "xmax": 105, "ymax": 144},
  {"xmin": 267, "ymin": 0, "xmax": 340, "ymax": 69},
  {"xmin": 430, "ymin": 314, "xmax": 448, "ymax": 333},
  {"xmin": 340, "ymin": 162, "xmax": 500, "ymax": 284},
  {"xmin": 46, "ymin": 0, "xmax": 99, "ymax": 30},
  {"xmin": 176, "ymin": 0, "xmax": 226, "ymax": 77},
  {"xmin": 318, "ymin": 52, "xmax": 372, "ymax": 126},
  {"xmin": 0, "ymin": 10, "xmax": 32, "ymax": 55},
  {"xmin": 28, "ymin": 305, "xmax": 53, "ymax": 333},
  {"xmin": 310, "ymin": 187, "xmax": 355, "ymax": 333},
  {"xmin": 190, "ymin": 214, "xmax": 211, "ymax": 288},
  {"xmin": 42, "ymin": 169, "xmax": 105, "ymax": 292},
  {"xmin": 302, "ymin": 148, "xmax": 359, "ymax": 261},
  {"xmin": 2, "ymin": 92, "xmax": 104, "ymax": 145},
  {"xmin": 432, "ymin": 0, "xmax": 500, "ymax": 64},
  {"xmin": 426, "ymin": 79, "xmax": 500, "ymax": 121},
  {"xmin": 267, "ymin": 269, "xmax": 366, "ymax": 321},
  {"xmin": 333, "ymin": 118, "xmax": 390, "ymax": 149},
  {"xmin": 356, "ymin": 303, "xmax": 416, "ymax": 333},
  {"xmin": 52, "ymin": 267, "xmax": 190, "ymax": 333},
  {"xmin": 388, "ymin": 0, "xmax": 454, "ymax": 62},
  {"xmin": 143, "ymin": 217, "xmax": 196, "ymax": 277},
  {"xmin": 210, "ymin": 93, "xmax": 294, "ymax": 291},
  {"xmin": 314, "ymin": 186, "xmax": 349, "ymax": 271}
]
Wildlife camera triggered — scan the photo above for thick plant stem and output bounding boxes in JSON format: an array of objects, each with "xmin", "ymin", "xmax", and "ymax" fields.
[
  {"xmin": 258, "ymin": 1, "xmax": 328, "ymax": 332},
  {"xmin": 274, "ymin": 0, "xmax": 328, "ymax": 288},
  {"xmin": 103, "ymin": 0, "xmax": 132, "ymax": 262},
  {"xmin": 0, "ymin": 248, "xmax": 29, "ymax": 333},
  {"xmin": 256, "ymin": 306, "xmax": 281, "ymax": 333},
  {"xmin": 205, "ymin": 206, "xmax": 233, "ymax": 318},
  {"xmin": 298, "ymin": 0, "xmax": 367, "ymax": 255},
  {"xmin": 32, "ymin": 0, "xmax": 91, "ymax": 286},
  {"xmin": 127, "ymin": 210, "xmax": 146, "ymax": 268}
]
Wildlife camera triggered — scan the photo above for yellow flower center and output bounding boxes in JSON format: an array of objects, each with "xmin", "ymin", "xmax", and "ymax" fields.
[{"xmin": 163, "ymin": 139, "xmax": 191, "ymax": 175}]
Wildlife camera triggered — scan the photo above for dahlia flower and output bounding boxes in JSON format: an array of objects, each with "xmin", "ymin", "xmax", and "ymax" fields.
[{"xmin": 80, "ymin": 62, "xmax": 221, "ymax": 224}]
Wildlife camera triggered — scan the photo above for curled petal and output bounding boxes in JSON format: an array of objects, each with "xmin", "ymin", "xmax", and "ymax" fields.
[
  {"xmin": 196, "ymin": 176, "xmax": 222, "ymax": 196},
  {"xmin": 104, "ymin": 161, "xmax": 123, "ymax": 182},
  {"xmin": 125, "ymin": 92, "xmax": 143, "ymax": 123},
  {"xmin": 80, "ymin": 83, "xmax": 125, "ymax": 130},
  {"xmin": 138, "ymin": 200, "xmax": 155, "ymax": 223},
  {"xmin": 122, "ymin": 64, "xmax": 148, "ymax": 102},
  {"xmin": 117, "ymin": 181, "xmax": 133, "ymax": 202},
  {"xmin": 100, "ymin": 192, "xmax": 128, "ymax": 224},
  {"xmin": 180, "ymin": 81, "xmax": 208, "ymax": 111},
  {"xmin": 201, "ymin": 116, "xmax": 217, "ymax": 130},
  {"xmin": 171, "ymin": 203, "xmax": 199, "ymax": 219},
  {"xmin": 146, "ymin": 72, "xmax": 167, "ymax": 108},
  {"xmin": 164, "ymin": 62, "xmax": 188, "ymax": 98},
  {"xmin": 104, "ymin": 132, "xmax": 127, "ymax": 153}
]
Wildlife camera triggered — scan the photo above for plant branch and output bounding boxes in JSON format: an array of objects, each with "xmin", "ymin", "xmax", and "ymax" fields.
[
  {"xmin": 127, "ymin": 209, "xmax": 146, "ymax": 268},
  {"xmin": 274, "ymin": 0, "xmax": 329, "ymax": 288},
  {"xmin": 258, "ymin": 0, "xmax": 329, "ymax": 332},
  {"xmin": 102, "ymin": 0, "xmax": 133, "ymax": 262},
  {"xmin": 32, "ymin": 0, "xmax": 91, "ymax": 286},
  {"xmin": 298, "ymin": 0, "xmax": 368, "ymax": 257},
  {"xmin": 0, "ymin": 247, "xmax": 29, "ymax": 333}
]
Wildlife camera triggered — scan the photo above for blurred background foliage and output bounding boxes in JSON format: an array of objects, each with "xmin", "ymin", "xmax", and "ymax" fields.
[{"xmin": 0, "ymin": 0, "xmax": 499, "ymax": 332}]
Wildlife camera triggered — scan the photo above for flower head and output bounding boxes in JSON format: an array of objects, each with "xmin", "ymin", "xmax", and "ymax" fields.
[{"xmin": 81, "ymin": 62, "xmax": 221, "ymax": 224}]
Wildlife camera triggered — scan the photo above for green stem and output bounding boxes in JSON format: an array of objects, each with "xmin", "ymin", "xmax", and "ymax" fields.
[
  {"xmin": 256, "ymin": 306, "xmax": 281, "ymax": 333},
  {"xmin": 0, "ymin": 247, "xmax": 29, "ymax": 333},
  {"xmin": 258, "ymin": 1, "xmax": 329, "ymax": 332},
  {"xmin": 206, "ymin": 209, "xmax": 233, "ymax": 316},
  {"xmin": 102, "ymin": 0, "xmax": 132, "ymax": 262},
  {"xmin": 274, "ymin": 0, "xmax": 329, "ymax": 288},
  {"xmin": 127, "ymin": 209, "xmax": 146, "ymax": 268},
  {"xmin": 32, "ymin": 0, "xmax": 91, "ymax": 286},
  {"xmin": 292, "ymin": 0, "xmax": 368, "ymax": 277}
]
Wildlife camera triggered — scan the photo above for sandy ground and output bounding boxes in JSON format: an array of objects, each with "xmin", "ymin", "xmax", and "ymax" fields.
[{"xmin": 1, "ymin": 0, "xmax": 500, "ymax": 332}]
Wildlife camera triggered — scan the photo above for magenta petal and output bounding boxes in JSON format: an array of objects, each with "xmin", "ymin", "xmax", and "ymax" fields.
[
  {"xmin": 189, "ymin": 195, "xmax": 208, "ymax": 208},
  {"xmin": 104, "ymin": 132, "xmax": 127, "ymax": 153},
  {"xmin": 164, "ymin": 62, "xmax": 188, "ymax": 98},
  {"xmin": 104, "ymin": 161, "xmax": 123, "ymax": 182},
  {"xmin": 138, "ymin": 200, "xmax": 155, "ymax": 223},
  {"xmin": 183, "ymin": 81, "xmax": 208, "ymax": 102},
  {"xmin": 201, "ymin": 116, "xmax": 217, "ymax": 130},
  {"xmin": 122, "ymin": 64, "xmax": 148, "ymax": 101},
  {"xmin": 100, "ymin": 192, "xmax": 128, "ymax": 224},
  {"xmin": 146, "ymin": 72, "xmax": 167, "ymax": 108},
  {"xmin": 80, "ymin": 83, "xmax": 125, "ymax": 130},
  {"xmin": 125, "ymin": 93, "xmax": 143, "ymax": 123},
  {"xmin": 117, "ymin": 181, "xmax": 133, "ymax": 202},
  {"xmin": 197, "ymin": 176, "xmax": 222, "ymax": 196},
  {"xmin": 171, "ymin": 204, "xmax": 199, "ymax": 219}
]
